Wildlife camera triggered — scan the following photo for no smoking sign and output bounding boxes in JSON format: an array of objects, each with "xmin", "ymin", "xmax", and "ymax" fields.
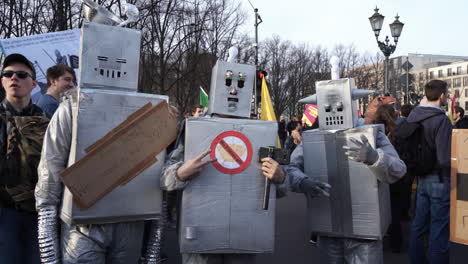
[{"xmin": 210, "ymin": 131, "xmax": 253, "ymax": 174}]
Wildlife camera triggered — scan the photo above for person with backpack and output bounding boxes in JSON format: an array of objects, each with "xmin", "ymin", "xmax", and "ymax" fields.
[
  {"xmin": 394, "ymin": 80, "xmax": 452, "ymax": 264},
  {"xmin": 0, "ymin": 53, "xmax": 49, "ymax": 263}
]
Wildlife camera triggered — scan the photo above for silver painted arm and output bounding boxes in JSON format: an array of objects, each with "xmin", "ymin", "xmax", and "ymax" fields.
[
  {"xmin": 37, "ymin": 206, "xmax": 60, "ymax": 264},
  {"xmin": 368, "ymin": 130, "xmax": 407, "ymax": 184},
  {"xmin": 284, "ymin": 142, "xmax": 331, "ymax": 197},
  {"xmin": 160, "ymin": 142, "xmax": 188, "ymax": 191},
  {"xmin": 284, "ymin": 143, "xmax": 307, "ymax": 193},
  {"xmin": 35, "ymin": 100, "xmax": 73, "ymax": 263}
]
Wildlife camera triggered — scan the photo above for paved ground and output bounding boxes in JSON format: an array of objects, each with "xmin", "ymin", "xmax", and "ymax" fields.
[{"xmin": 162, "ymin": 192, "xmax": 467, "ymax": 263}]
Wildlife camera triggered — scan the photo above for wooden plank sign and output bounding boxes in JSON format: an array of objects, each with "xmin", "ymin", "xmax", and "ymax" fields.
[
  {"xmin": 60, "ymin": 101, "xmax": 178, "ymax": 209},
  {"xmin": 450, "ymin": 129, "xmax": 468, "ymax": 245}
]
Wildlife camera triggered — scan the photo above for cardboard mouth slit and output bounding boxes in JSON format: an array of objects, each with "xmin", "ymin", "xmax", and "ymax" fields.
[{"xmin": 227, "ymin": 98, "xmax": 239, "ymax": 102}]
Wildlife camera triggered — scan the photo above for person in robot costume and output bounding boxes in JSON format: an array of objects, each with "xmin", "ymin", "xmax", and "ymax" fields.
[
  {"xmin": 34, "ymin": 2, "xmax": 165, "ymax": 264},
  {"xmin": 35, "ymin": 96, "xmax": 151, "ymax": 263},
  {"xmin": 160, "ymin": 48, "xmax": 331, "ymax": 264},
  {"xmin": 285, "ymin": 57, "xmax": 407, "ymax": 264}
]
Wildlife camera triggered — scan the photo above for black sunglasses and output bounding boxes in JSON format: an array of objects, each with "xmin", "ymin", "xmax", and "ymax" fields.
[{"xmin": 1, "ymin": 70, "xmax": 33, "ymax": 79}]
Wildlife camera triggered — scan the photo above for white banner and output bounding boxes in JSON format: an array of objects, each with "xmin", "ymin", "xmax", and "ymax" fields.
[{"xmin": 0, "ymin": 29, "xmax": 80, "ymax": 103}]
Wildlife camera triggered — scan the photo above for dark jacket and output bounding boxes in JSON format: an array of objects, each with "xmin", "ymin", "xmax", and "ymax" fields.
[
  {"xmin": 455, "ymin": 116, "xmax": 468, "ymax": 129},
  {"xmin": 286, "ymin": 121, "xmax": 296, "ymax": 135},
  {"xmin": 278, "ymin": 120, "xmax": 287, "ymax": 140},
  {"xmin": 406, "ymin": 105, "xmax": 452, "ymax": 178}
]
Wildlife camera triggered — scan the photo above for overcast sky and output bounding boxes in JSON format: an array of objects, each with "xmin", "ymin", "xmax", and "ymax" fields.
[{"xmin": 243, "ymin": 0, "xmax": 467, "ymax": 57}]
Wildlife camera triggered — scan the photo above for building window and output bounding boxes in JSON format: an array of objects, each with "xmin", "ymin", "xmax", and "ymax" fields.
[
  {"xmin": 464, "ymin": 76, "xmax": 468, "ymax": 86},
  {"xmin": 465, "ymin": 101, "xmax": 468, "ymax": 111},
  {"xmin": 457, "ymin": 66, "xmax": 462, "ymax": 75},
  {"xmin": 448, "ymin": 68, "xmax": 452, "ymax": 76},
  {"xmin": 438, "ymin": 70, "xmax": 443, "ymax": 78},
  {"xmin": 429, "ymin": 71, "xmax": 434, "ymax": 79},
  {"xmin": 455, "ymin": 89, "xmax": 460, "ymax": 97},
  {"xmin": 446, "ymin": 79, "xmax": 452, "ymax": 88},
  {"xmin": 465, "ymin": 89, "xmax": 468, "ymax": 97},
  {"xmin": 419, "ymin": 72, "xmax": 424, "ymax": 81},
  {"xmin": 454, "ymin": 78, "xmax": 462, "ymax": 88}
]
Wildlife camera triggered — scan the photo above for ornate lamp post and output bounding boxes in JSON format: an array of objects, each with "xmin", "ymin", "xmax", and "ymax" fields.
[{"xmin": 369, "ymin": 7, "xmax": 404, "ymax": 95}]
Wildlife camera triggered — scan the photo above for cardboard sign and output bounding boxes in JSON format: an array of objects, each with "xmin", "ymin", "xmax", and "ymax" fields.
[
  {"xmin": 0, "ymin": 29, "xmax": 80, "ymax": 103},
  {"xmin": 60, "ymin": 101, "xmax": 178, "ymax": 209},
  {"xmin": 450, "ymin": 129, "xmax": 468, "ymax": 245}
]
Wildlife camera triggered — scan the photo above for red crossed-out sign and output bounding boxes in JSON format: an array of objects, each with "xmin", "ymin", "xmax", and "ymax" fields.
[{"xmin": 210, "ymin": 131, "xmax": 253, "ymax": 174}]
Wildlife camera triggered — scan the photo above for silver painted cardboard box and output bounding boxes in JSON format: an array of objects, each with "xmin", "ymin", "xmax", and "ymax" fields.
[
  {"xmin": 181, "ymin": 117, "xmax": 277, "ymax": 253},
  {"xmin": 60, "ymin": 89, "xmax": 167, "ymax": 225},
  {"xmin": 79, "ymin": 22, "xmax": 141, "ymax": 91},
  {"xmin": 302, "ymin": 125, "xmax": 390, "ymax": 240},
  {"xmin": 315, "ymin": 78, "xmax": 360, "ymax": 130},
  {"xmin": 207, "ymin": 60, "xmax": 256, "ymax": 118}
]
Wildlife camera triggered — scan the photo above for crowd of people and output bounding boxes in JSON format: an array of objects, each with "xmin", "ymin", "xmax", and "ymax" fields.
[{"xmin": 0, "ymin": 51, "xmax": 463, "ymax": 264}]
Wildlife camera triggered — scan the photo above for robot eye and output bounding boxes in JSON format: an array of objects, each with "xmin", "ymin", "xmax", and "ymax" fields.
[
  {"xmin": 225, "ymin": 70, "xmax": 233, "ymax": 86},
  {"xmin": 237, "ymin": 72, "xmax": 245, "ymax": 88},
  {"xmin": 336, "ymin": 102, "xmax": 343, "ymax": 112}
]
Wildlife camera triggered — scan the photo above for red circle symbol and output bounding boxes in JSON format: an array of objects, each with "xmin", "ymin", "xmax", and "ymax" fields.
[{"xmin": 210, "ymin": 131, "xmax": 253, "ymax": 174}]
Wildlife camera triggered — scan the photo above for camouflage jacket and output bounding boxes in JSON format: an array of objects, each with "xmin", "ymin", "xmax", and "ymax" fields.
[{"xmin": 0, "ymin": 99, "xmax": 48, "ymax": 212}]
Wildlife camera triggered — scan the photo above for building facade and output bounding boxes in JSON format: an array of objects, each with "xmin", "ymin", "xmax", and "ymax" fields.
[{"xmin": 412, "ymin": 60, "xmax": 468, "ymax": 110}]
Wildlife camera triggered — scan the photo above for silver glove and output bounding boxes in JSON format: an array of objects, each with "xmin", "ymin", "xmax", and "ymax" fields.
[
  {"xmin": 343, "ymin": 134, "xmax": 379, "ymax": 165},
  {"xmin": 37, "ymin": 206, "xmax": 61, "ymax": 264},
  {"xmin": 299, "ymin": 178, "xmax": 331, "ymax": 197}
]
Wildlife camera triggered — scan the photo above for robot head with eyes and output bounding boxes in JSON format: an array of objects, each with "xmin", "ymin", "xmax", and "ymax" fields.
[
  {"xmin": 299, "ymin": 57, "xmax": 378, "ymax": 130},
  {"xmin": 206, "ymin": 47, "xmax": 256, "ymax": 118}
]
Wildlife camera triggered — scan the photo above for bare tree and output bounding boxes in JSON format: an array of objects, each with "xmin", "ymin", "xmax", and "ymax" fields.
[
  {"xmin": 134, "ymin": 0, "xmax": 246, "ymax": 114},
  {"xmin": 258, "ymin": 36, "xmax": 292, "ymax": 118},
  {"xmin": 0, "ymin": 1, "xmax": 391, "ymax": 116}
]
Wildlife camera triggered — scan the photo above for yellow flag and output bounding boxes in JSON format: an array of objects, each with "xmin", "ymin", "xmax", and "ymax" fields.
[
  {"xmin": 260, "ymin": 77, "xmax": 281, "ymax": 147},
  {"xmin": 260, "ymin": 77, "xmax": 277, "ymax": 122}
]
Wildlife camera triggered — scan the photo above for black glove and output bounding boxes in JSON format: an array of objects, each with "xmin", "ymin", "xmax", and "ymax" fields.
[
  {"xmin": 343, "ymin": 134, "xmax": 379, "ymax": 165},
  {"xmin": 299, "ymin": 177, "xmax": 331, "ymax": 197}
]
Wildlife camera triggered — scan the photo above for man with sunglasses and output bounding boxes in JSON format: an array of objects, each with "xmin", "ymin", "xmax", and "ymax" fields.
[{"xmin": 0, "ymin": 53, "xmax": 48, "ymax": 263}]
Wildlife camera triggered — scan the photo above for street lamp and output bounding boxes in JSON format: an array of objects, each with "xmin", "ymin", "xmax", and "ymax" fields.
[
  {"xmin": 369, "ymin": 7, "xmax": 404, "ymax": 95},
  {"xmin": 247, "ymin": 0, "xmax": 263, "ymax": 116}
]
